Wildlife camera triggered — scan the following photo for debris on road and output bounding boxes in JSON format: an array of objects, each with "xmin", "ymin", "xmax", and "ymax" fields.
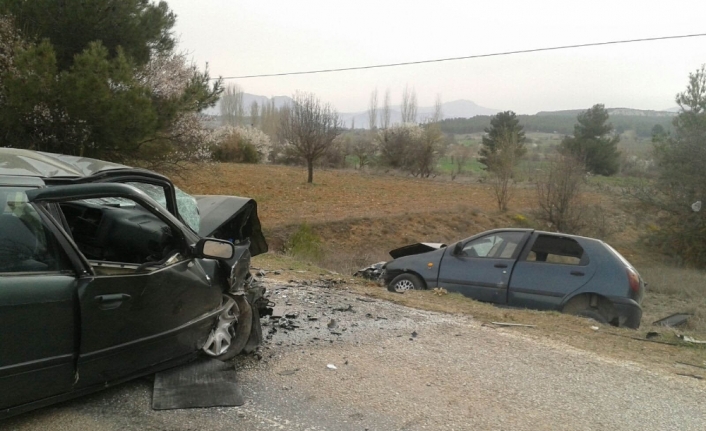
[
  {"xmin": 676, "ymin": 373, "xmax": 704, "ymax": 380},
  {"xmin": 680, "ymin": 335, "xmax": 706, "ymax": 344},
  {"xmin": 491, "ymin": 322, "xmax": 537, "ymax": 328},
  {"xmin": 327, "ymin": 364, "xmax": 337, "ymax": 370},
  {"xmin": 676, "ymin": 361, "xmax": 706, "ymax": 370},
  {"xmin": 433, "ymin": 287, "xmax": 448, "ymax": 296},
  {"xmin": 354, "ymin": 261, "xmax": 386, "ymax": 281},
  {"xmin": 653, "ymin": 313, "xmax": 692, "ymax": 328},
  {"xmin": 356, "ymin": 297, "xmax": 376, "ymax": 303},
  {"xmin": 152, "ymin": 359, "xmax": 243, "ymax": 410}
]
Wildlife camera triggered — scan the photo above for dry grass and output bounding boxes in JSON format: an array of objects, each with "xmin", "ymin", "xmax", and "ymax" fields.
[
  {"xmin": 638, "ymin": 264, "xmax": 706, "ymax": 332},
  {"xmin": 174, "ymin": 163, "xmax": 606, "ymax": 229}
]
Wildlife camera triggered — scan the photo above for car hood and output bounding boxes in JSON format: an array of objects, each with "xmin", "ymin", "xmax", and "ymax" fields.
[
  {"xmin": 195, "ymin": 195, "xmax": 268, "ymax": 256},
  {"xmin": 389, "ymin": 242, "xmax": 446, "ymax": 259}
]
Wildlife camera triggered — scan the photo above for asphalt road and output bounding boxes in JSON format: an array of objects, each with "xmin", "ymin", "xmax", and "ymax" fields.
[{"xmin": 4, "ymin": 277, "xmax": 705, "ymax": 431}]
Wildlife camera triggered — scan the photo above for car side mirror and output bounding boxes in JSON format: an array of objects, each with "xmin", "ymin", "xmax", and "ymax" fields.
[
  {"xmin": 196, "ymin": 238, "xmax": 235, "ymax": 260},
  {"xmin": 453, "ymin": 241, "xmax": 463, "ymax": 256}
]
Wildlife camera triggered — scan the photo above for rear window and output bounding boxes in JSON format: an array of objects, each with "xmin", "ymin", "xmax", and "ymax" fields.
[{"xmin": 525, "ymin": 235, "xmax": 586, "ymax": 265}]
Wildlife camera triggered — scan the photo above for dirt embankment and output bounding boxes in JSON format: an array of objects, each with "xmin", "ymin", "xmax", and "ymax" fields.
[{"xmin": 175, "ymin": 163, "xmax": 632, "ymax": 265}]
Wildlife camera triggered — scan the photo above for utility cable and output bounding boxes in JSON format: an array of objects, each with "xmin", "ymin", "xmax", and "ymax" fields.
[{"xmin": 217, "ymin": 33, "xmax": 706, "ymax": 80}]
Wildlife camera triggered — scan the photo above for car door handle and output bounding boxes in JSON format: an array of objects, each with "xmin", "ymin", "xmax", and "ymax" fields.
[
  {"xmin": 95, "ymin": 294, "xmax": 131, "ymax": 310},
  {"xmin": 570, "ymin": 271, "xmax": 585, "ymax": 276},
  {"xmin": 494, "ymin": 263, "xmax": 508, "ymax": 268}
]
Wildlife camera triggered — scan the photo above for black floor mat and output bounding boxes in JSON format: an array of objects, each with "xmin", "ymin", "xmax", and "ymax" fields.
[{"xmin": 152, "ymin": 358, "xmax": 244, "ymax": 410}]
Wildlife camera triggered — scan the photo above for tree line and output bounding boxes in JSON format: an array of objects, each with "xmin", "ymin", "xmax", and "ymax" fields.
[
  {"xmin": 214, "ymin": 84, "xmax": 448, "ymax": 183},
  {"xmin": 438, "ymin": 111, "xmax": 674, "ymax": 138}
]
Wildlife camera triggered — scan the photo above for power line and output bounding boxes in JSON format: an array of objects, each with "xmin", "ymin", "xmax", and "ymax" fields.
[{"xmin": 217, "ymin": 33, "xmax": 706, "ymax": 80}]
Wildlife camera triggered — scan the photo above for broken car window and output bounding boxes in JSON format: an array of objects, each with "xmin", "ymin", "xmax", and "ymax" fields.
[
  {"xmin": 462, "ymin": 232, "xmax": 525, "ymax": 259},
  {"xmin": 127, "ymin": 182, "xmax": 200, "ymax": 233},
  {"xmin": 526, "ymin": 235, "xmax": 585, "ymax": 265},
  {"xmin": 60, "ymin": 196, "xmax": 180, "ymax": 268}
]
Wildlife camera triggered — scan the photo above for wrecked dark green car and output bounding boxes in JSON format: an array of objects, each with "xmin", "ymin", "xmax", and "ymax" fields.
[{"xmin": 0, "ymin": 149, "xmax": 269, "ymax": 419}]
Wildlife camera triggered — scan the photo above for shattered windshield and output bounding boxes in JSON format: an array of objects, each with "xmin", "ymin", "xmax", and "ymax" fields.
[{"xmin": 83, "ymin": 182, "xmax": 200, "ymax": 232}]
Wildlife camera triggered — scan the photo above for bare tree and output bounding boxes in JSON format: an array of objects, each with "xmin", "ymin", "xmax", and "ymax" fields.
[
  {"xmin": 433, "ymin": 94, "xmax": 443, "ymax": 123},
  {"xmin": 220, "ymin": 84, "xmax": 245, "ymax": 126},
  {"xmin": 534, "ymin": 154, "xmax": 587, "ymax": 232},
  {"xmin": 377, "ymin": 123, "xmax": 442, "ymax": 177},
  {"xmin": 279, "ymin": 92, "xmax": 342, "ymax": 183},
  {"xmin": 411, "ymin": 122, "xmax": 444, "ymax": 178},
  {"xmin": 450, "ymin": 144, "xmax": 473, "ymax": 180},
  {"xmin": 380, "ymin": 88, "xmax": 391, "ymax": 129},
  {"xmin": 368, "ymin": 88, "xmax": 378, "ymax": 130},
  {"xmin": 260, "ymin": 98, "xmax": 281, "ymax": 140},
  {"xmin": 401, "ymin": 85, "xmax": 417, "ymax": 124},
  {"xmin": 249, "ymin": 100, "xmax": 259, "ymax": 127},
  {"xmin": 487, "ymin": 130, "xmax": 520, "ymax": 211}
]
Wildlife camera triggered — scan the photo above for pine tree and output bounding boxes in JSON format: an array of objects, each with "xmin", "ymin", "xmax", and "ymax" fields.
[
  {"xmin": 561, "ymin": 104, "xmax": 620, "ymax": 176},
  {"xmin": 478, "ymin": 111, "xmax": 526, "ymax": 172}
]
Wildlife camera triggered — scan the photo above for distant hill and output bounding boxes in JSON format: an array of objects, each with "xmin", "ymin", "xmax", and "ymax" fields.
[
  {"xmin": 536, "ymin": 108, "xmax": 676, "ymax": 117},
  {"xmin": 340, "ymin": 99, "xmax": 499, "ymax": 129}
]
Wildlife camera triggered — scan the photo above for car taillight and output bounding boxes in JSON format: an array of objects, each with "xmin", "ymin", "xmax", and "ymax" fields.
[{"xmin": 627, "ymin": 267, "xmax": 640, "ymax": 293}]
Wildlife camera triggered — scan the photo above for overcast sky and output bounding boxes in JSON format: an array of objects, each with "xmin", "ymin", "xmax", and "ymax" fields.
[{"xmin": 167, "ymin": 0, "xmax": 706, "ymax": 115}]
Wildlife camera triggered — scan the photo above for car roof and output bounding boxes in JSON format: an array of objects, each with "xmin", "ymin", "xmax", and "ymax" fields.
[
  {"xmin": 0, "ymin": 148, "xmax": 129, "ymax": 179},
  {"xmin": 481, "ymin": 228, "xmax": 602, "ymax": 244}
]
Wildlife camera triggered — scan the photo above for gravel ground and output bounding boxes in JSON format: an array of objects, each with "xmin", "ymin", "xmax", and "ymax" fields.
[{"xmin": 4, "ymin": 275, "xmax": 705, "ymax": 431}]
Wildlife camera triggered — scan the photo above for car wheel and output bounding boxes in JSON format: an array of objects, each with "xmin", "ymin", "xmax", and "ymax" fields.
[
  {"xmin": 388, "ymin": 273, "xmax": 424, "ymax": 293},
  {"xmin": 202, "ymin": 294, "xmax": 253, "ymax": 360},
  {"xmin": 575, "ymin": 308, "xmax": 609, "ymax": 325}
]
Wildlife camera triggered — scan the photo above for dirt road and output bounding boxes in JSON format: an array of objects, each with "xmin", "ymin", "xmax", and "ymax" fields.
[{"xmin": 4, "ymin": 276, "xmax": 705, "ymax": 431}]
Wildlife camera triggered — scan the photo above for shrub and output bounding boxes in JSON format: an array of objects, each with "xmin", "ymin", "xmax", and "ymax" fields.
[
  {"xmin": 534, "ymin": 154, "xmax": 586, "ymax": 233},
  {"xmin": 212, "ymin": 126, "xmax": 271, "ymax": 163},
  {"xmin": 285, "ymin": 223, "xmax": 322, "ymax": 261}
]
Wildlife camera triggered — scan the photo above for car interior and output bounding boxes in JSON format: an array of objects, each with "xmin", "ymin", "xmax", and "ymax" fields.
[{"xmin": 57, "ymin": 199, "xmax": 181, "ymax": 274}]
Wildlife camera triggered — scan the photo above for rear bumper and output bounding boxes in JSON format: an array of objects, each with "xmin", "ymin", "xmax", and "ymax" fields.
[{"xmin": 608, "ymin": 296, "xmax": 642, "ymax": 329}]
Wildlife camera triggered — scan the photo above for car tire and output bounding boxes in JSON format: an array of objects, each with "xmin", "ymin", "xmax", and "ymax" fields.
[
  {"xmin": 217, "ymin": 295, "xmax": 253, "ymax": 361},
  {"xmin": 575, "ymin": 308, "xmax": 609, "ymax": 325},
  {"xmin": 203, "ymin": 294, "xmax": 253, "ymax": 361},
  {"xmin": 388, "ymin": 273, "xmax": 424, "ymax": 293}
]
